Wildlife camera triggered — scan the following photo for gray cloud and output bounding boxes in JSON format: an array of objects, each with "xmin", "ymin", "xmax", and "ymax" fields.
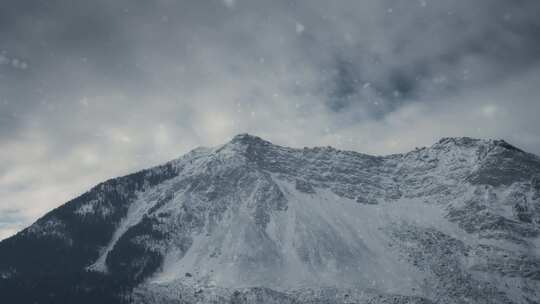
[{"xmin": 1, "ymin": 0, "xmax": 540, "ymax": 239}]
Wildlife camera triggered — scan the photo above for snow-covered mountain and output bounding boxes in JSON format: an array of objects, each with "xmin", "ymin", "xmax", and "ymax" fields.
[{"xmin": 1, "ymin": 134, "xmax": 540, "ymax": 303}]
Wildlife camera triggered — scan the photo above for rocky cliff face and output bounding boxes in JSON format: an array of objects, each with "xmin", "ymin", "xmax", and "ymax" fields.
[{"xmin": 1, "ymin": 134, "xmax": 540, "ymax": 303}]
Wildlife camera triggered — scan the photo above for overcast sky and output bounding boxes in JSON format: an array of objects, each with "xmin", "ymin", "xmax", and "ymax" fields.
[{"xmin": 1, "ymin": 0, "xmax": 540, "ymax": 239}]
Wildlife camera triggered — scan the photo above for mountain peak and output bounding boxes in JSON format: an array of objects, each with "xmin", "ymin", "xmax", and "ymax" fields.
[
  {"xmin": 229, "ymin": 133, "xmax": 270, "ymax": 145},
  {"xmin": 209, "ymin": 134, "xmax": 276, "ymax": 164},
  {"xmin": 219, "ymin": 133, "xmax": 274, "ymax": 155},
  {"xmin": 491, "ymin": 139, "xmax": 525, "ymax": 153},
  {"xmin": 433, "ymin": 136, "xmax": 524, "ymax": 153}
]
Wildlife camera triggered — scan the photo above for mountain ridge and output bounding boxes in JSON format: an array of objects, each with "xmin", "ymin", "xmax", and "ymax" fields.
[{"xmin": 1, "ymin": 134, "xmax": 540, "ymax": 304}]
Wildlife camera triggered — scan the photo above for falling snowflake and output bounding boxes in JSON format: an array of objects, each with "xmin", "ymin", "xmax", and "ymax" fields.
[
  {"xmin": 295, "ymin": 22, "xmax": 305, "ymax": 34},
  {"xmin": 223, "ymin": 0, "xmax": 235, "ymax": 8}
]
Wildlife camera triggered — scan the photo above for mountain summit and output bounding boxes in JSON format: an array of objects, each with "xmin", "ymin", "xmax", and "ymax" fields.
[{"xmin": 1, "ymin": 135, "xmax": 540, "ymax": 303}]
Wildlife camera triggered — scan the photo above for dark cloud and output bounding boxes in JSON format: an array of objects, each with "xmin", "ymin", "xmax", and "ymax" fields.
[{"xmin": 1, "ymin": 0, "xmax": 540, "ymax": 239}]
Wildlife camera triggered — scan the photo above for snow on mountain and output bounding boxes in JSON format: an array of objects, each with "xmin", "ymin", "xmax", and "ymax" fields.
[{"xmin": 1, "ymin": 134, "xmax": 540, "ymax": 303}]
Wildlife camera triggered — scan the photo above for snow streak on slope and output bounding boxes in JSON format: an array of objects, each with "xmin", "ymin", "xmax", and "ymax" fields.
[
  {"xmin": 87, "ymin": 147, "xmax": 214, "ymax": 273},
  {"xmin": 87, "ymin": 186, "xmax": 163, "ymax": 272}
]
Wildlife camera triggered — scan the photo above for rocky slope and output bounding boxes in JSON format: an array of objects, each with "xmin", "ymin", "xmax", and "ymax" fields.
[{"xmin": 1, "ymin": 134, "xmax": 540, "ymax": 303}]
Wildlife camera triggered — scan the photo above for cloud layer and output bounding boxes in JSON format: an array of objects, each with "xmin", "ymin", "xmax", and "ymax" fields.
[{"xmin": 1, "ymin": 0, "xmax": 540, "ymax": 239}]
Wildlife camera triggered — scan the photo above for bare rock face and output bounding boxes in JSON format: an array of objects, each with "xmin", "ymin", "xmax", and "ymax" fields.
[{"xmin": 1, "ymin": 134, "xmax": 540, "ymax": 304}]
